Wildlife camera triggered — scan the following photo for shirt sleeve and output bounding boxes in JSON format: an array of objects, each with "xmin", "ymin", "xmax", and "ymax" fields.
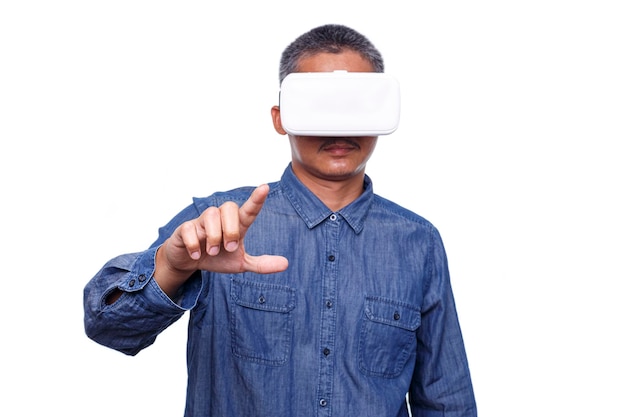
[
  {"xmin": 83, "ymin": 246, "xmax": 203, "ymax": 356},
  {"xmin": 408, "ymin": 226, "xmax": 477, "ymax": 417},
  {"xmin": 83, "ymin": 200, "xmax": 208, "ymax": 355}
]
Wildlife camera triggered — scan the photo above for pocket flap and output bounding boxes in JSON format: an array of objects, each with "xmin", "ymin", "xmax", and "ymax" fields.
[
  {"xmin": 364, "ymin": 296, "xmax": 421, "ymax": 331},
  {"xmin": 231, "ymin": 279, "xmax": 296, "ymax": 313}
]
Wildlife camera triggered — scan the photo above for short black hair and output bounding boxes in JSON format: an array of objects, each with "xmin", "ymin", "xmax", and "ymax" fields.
[{"xmin": 278, "ymin": 24, "xmax": 385, "ymax": 84}]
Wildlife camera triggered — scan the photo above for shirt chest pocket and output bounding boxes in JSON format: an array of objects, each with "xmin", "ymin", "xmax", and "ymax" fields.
[
  {"xmin": 358, "ymin": 296, "xmax": 421, "ymax": 378},
  {"xmin": 230, "ymin": 278, "xmax": 296, "ymax": 366}
]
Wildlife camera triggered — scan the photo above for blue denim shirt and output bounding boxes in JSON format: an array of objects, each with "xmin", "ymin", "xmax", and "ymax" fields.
[{"xmin": 84, "ymin": 164, "xmax": 476, "ymax": 417}]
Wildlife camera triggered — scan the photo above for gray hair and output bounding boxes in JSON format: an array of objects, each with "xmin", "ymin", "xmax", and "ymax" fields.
[{"xmin": 278, "ymin": 24, "xmax": 385, "ymax": 84}]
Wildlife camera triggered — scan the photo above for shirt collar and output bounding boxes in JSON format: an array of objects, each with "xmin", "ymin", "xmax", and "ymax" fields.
[{"xmin": 280, "ymin": 163, "xmax": 373, "ymax": 234}]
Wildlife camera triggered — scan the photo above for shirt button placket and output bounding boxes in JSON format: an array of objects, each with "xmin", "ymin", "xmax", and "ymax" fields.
[{"xmin": 317, "ymin": 212, "xmax": 339, "ymax": 416}]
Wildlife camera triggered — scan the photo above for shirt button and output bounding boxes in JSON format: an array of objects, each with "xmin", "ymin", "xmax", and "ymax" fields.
[
  {"xmin": 328, "ymin": 255, "xmax": 335, "ymax": 261},
  {"xmin": 138, "ymin": 274, "xmax": 147, "ymax": 282},
  {"xmin": 329, "ymin": 214, "xmax": 337, "ymax": 221},
  {"xmin": 325, "ymin": 300, "xmax": 333, "ymax": 308},
  {"xmin": 128, "ymin": 279, "xmax": 136, "ymax": 287},
  {"xmin": 319, "ymin": 399, "xmax": 328, "ymax": 407},
  {"xmin": 323, "ymin": 348, "xmax": 330, "ymax": 356},
  {"xmin": 393, "ymin": 311, "xmax": 401, "ymax": 320}
]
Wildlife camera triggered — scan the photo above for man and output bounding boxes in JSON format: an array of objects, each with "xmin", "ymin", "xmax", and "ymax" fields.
[{"xmin": 84, "ymin": 24, "xmax": 477, "ymax": 416}]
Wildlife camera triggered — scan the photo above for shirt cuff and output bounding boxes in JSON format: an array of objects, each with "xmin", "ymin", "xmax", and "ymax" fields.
[{"xmin": 116, "ymin": 246, "xmax": 202, "ymax": 312}]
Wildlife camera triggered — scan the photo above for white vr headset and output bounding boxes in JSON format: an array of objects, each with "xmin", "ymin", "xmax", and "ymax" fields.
[{"xmin": 278, "ymin": 71, "xmax": 401, "ymax": 136}]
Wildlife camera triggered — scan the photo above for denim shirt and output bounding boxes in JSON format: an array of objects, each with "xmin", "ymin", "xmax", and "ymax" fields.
[{"xmin": 84, "ymin": 164, "xmax": 476, "ymax": 417}]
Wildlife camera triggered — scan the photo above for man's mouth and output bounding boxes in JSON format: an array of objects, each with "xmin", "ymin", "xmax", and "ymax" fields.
[{"xmin": 320, "ymin": 138, "xmax": 360, "ymax": 152}]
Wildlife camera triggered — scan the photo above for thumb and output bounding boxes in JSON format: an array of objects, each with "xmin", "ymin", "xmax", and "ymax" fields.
[{"xmin": 244, "ymin": 254, "xmax": 289, "ymax": 274}]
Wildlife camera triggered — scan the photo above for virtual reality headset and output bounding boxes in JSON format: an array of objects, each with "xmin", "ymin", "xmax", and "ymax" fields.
[{"xmin": 278, "ymin": 71, "xmax": 401, "ymax": 136}]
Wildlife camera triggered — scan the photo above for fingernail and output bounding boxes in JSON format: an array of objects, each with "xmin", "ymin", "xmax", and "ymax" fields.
[
  {"xmin": 208, "ymin": 246, "xmax": 220, "ymax": 256},
  {"xmin": 225, "ymin": 241, "xmax": 238, "ymax": 252}
]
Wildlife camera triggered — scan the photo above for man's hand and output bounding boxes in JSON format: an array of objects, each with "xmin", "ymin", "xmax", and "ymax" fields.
[{"xmin": 155, "ymin": 184, "xmax": 289, "ymax": 298}]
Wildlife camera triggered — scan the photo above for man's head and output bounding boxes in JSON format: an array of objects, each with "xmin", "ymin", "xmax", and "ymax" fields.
[
  {"xmin": 271, "ymin": 25, "xmax": 385, "ymax": 189},
  {"xmin": 278, "ymin": 24, "xmax": 384, "ymax": 84}
]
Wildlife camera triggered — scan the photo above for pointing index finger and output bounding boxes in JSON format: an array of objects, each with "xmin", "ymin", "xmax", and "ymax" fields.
[{"xmin": 238, "ymin": 184, "xmax": 270, "ymax": 231}]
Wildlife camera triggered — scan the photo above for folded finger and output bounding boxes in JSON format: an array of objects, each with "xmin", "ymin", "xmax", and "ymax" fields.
[
  {"xmin": 219, "ymin": 201, "xmax": 241, "ymax": 252},
  {"xmin": 200, "ymin": 206, "xmax": 223, "ymax": 256}
]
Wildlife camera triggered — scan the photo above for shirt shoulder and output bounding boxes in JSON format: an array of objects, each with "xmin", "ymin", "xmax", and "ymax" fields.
[{"xmin": 371, "ymin": 194, "xmax": 437, "ymax": 232}]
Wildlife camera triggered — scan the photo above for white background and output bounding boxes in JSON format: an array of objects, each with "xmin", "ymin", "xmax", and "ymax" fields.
[{"xmin": 1, "ymin": 1, "xmax": 624, "ymax": 416}]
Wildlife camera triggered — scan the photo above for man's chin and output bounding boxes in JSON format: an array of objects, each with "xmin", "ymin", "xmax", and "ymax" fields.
[{"xmin": 317, "ymin": 165, "xmax": 365, "ymax": 182}]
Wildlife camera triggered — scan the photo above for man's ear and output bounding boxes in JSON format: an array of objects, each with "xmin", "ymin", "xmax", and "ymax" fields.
[{"xmin": 271, "ymin": 105, "xmax": 287, "ymax": 135}]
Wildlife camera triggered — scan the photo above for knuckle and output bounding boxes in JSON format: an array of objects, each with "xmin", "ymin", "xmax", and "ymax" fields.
[
  {"xmin": 219, "ymin": 200, "xmax": 237, "ymax": 208},
  {"xmin": 203, "ymin": 206, "xmax": 220, "ymax": 220}
]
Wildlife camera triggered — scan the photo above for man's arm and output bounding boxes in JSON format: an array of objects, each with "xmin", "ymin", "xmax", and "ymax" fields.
[
  {"xmin": 409, "ymin": 227, "xmax": 477, "ymax": 416},
  {"xmin": 83, "ymin": 184, "xmax": 288, "ymax": 355}
]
